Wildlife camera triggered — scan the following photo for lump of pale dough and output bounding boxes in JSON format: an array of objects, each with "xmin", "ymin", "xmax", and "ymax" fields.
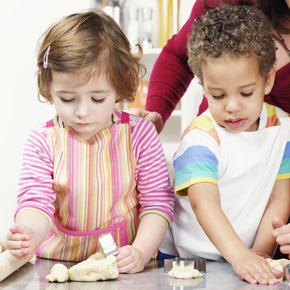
[
  {"xmin": 86, "ymin": 252, "xmax": 106, "ymax": 261},
  {"xmin": 266, "ymin": 258, "xmax": 290, "ymax": 273},
  {"xmin": 46, "ymin": 263, "xmax": 69, "ymax": 282},
  {"xmin": 68, "ymin": 255, "xmax": 119, "ymax": 282},
  {"xmin": 0, "ymin": 244, "xmax": 2, "ymax": 253},
  {"xmin": 168, "ymin": 265, "xmax": 203, "ymax": 279}
]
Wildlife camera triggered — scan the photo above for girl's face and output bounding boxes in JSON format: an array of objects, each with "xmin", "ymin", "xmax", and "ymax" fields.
[
  {"xmin": 201, "ymin": 56, "xmax": 275, "ymax": 132},
  {"xmin": 50, "ymin": 71, "xmax": 117, "ymax": 139}
]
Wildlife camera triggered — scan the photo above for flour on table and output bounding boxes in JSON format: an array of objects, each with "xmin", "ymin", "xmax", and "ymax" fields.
[
  {"xmin": 168, "ymin": 264, "xmax": 203, "ymax": 279},
  {"xmin": 46, "ymin": 264, "xmax": 69, "ymax": 282}
]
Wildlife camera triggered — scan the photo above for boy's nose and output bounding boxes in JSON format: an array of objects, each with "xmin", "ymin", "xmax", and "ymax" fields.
[{"xmin": 225, "ymin": 98, "xmax": 240, "ymax": 113}]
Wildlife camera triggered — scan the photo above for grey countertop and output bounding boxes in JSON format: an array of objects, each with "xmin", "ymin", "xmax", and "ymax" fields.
[{"xmin": 1, "ymin": 257, "xmax": 290, "ymax": 290}]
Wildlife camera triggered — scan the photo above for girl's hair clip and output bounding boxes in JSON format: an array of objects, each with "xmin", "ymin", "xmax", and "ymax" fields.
[{"xmin": 43, "ymin": 46, "xmax": 51, "ymax": 69}]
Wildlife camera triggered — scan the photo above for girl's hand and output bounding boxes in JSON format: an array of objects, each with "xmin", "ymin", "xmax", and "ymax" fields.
[
  {"xmin": 231, "ymin": 251, "xmax": 281, "ymax": 285},
  {"xmin": 116, "ymin": 245, "xmax": 146, "ymax": 273},
  {"xmin": 6, "ymin": 224, "xmax": 36, "ymax": 259}
]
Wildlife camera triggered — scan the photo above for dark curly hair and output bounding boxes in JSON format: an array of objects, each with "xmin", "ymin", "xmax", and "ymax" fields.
[{"xmin": 187, "ymin": 4, "xmax": 276, "ymax": 84}]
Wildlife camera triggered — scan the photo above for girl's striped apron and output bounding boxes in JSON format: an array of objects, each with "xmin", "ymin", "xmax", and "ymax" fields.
[{"xmin": 35, "ymin": 112, "xmax": 139, "ymax": 261}]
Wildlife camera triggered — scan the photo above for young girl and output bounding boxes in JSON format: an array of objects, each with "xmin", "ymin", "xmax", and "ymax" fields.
[
  {"xmin": 159, "ymin": 4, "xmax": 290, "ymax": 285},
  {"xmin": 6, "ymin": 9, "xmax": 174, "ymax": 274}
]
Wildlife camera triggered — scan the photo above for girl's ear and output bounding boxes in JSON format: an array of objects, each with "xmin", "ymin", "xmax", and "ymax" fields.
[{"xmin": 264, "ymin": 67, "xmax": 276, "ymax": 95}]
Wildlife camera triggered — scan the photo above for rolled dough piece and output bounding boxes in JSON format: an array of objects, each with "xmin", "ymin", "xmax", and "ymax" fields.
[
  {"xmin": 168, "ymin": 264, "xmax": 203, "ymax": 279},
  {"xmin": 68, "ymin": 254, "xmax": 119, "ymax": 282},
  {"xmin": 46, "ymin": 263, "xmax": 69, "ymax": 282},
  {"xmin": 266, "ymin": 258, "xmax": 290, "ymax": 273}
]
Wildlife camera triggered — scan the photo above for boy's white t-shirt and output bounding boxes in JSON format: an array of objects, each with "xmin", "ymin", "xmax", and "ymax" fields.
[{"xmin": 160, "ymin": 103, "xmax": 290, "ymax": 260}]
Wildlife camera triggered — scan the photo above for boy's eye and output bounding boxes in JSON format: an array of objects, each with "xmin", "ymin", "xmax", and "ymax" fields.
[
  {"xmin": 212, "ymin": 94, "xmax": 224, "ymax": 100},
  {"xmin": 92, "ymin": 98, "xmax": 105, "ymax": 103},
  {"xmin": 241, "ymin": 92, "xmax": 253, "ymax": 97},
  {"xmin": 60, "ymin": 98, "xmax": 74, "ymax": 103}
]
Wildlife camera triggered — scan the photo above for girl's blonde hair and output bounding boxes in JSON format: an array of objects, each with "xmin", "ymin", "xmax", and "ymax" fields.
[{"xmin": 37, "ymin": 9, "xmax": 145, "ymax": 103}]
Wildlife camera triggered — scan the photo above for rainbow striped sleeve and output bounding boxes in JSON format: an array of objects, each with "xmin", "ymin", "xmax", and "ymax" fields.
[
  {"xmin": 277, "ymin": 141, "xmax": 290, "ymax": 180},
  {"xmin": 263, "ymin": 103, "xmax": 290, "ymax": 180},
  {"xmin": 174, "ymin": 115, "xmax": 220, "ymax": 196}
]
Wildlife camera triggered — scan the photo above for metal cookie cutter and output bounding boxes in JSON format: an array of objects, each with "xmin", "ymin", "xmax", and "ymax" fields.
[
  {"xmin": 283, "ymin": 264, "xmax": 290, "ymax": 282},
  {"xmin": 164, "ymin": 257, "xmax": 207, "ymax": 273},
  {"xmin": 99, "ymin": 233, "xmax": 119, "ymax": 256}
]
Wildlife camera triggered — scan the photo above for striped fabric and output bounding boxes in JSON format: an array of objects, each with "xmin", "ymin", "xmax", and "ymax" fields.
[
  {"xmin": 174, "ymin": 102, "xmax": 290, "ymax": 196},
  {"xmin": 16, "ymin": 109, "xmax": 174, "ymax": 261}
]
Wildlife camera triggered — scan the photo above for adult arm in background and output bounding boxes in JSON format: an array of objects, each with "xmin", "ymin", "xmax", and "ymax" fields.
[
  {"xmin": 135, "ymin": 1, "xmax": 205, "ymax": 134},
  {"xmin": 131, "ymin": 0, "xmax": 242, "ymax": 133}
]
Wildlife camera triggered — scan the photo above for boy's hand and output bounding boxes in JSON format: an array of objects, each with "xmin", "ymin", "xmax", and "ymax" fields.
[
  {"xmin": 6, "ymin": 224, "xmax": 36, "ymax": 259},
  {"xmin": 231, "ymin": 251, "xmax": 281, "ymax": 285},
  {"xmin": 116, "ymin": 245, "xmax": 146, "ymax": 273}
]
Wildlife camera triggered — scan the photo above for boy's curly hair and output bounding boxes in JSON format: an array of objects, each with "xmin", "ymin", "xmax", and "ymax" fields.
[{"xmin": 187, "ymin": 4, "xmax": 276, "ymax": 84}]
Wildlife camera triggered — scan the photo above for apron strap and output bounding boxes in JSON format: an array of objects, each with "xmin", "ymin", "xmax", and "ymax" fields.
[
  {"xmin": 46, "ymin": 119, "xmax": 54, "ymax": 128},
  {"xmin": 121, "ymin": 111, "xmax": 130, "ymax": 124}
]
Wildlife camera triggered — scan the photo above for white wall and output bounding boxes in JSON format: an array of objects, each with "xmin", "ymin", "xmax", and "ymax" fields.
[{"xmin": 0, "ymin": 0, "xmax": 91, "ymax": 235}]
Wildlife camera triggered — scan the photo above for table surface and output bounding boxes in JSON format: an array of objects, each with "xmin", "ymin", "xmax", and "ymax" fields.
[{"xmin": 1, "ymin": 257, "xmax": 290, "ymax": 290}]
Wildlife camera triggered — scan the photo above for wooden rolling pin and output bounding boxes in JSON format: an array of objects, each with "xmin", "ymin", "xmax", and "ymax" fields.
[{"xmin": 0, "ymin": 250, "xmax": 32, "ymax": 282}]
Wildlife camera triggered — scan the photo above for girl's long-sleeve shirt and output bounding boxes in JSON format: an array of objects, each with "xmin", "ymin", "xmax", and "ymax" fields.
[{"xmin": 15, "ymin": 110, "xmax": 175, "ymax": 229}]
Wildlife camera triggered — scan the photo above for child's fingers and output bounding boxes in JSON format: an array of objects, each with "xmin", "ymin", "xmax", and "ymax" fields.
[
  {"xmin": 241, "ymin": 270, "xmax": 257, "ymax": 284},
  {"xmin": 9, "ymin": 248, "xmax": 30, "ymax": 259},
  {"xmin": 7, "ymin": 239, "xmax": 30, "ymax": 250},
  {"xmin": 249, "ymin": 265, "xmax": 278, "ymax": 285},
  {"xmin": 8, "ymin": 232, "xmax": 30, "ymax": 241},
  {"xmin": 271, "ymin": 268, "xmax": 283, "ymax": 279}
]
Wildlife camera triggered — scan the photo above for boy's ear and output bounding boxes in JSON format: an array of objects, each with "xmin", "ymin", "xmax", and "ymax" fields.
[{"xmin": 264, "ymin": 67, "xmax": 276, "ymax": 95}]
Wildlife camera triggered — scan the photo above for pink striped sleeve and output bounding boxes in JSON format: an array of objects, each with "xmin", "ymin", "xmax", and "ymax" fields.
[
  {"xmin": 15, "ymin": 124, "xmax": 56, "ymax": 222},
  {"xmin": 130, "ymin": 116, "xmax": 175, "ymax": 223}
]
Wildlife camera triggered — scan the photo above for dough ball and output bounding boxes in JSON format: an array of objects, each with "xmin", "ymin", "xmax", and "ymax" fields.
[
  {"xmin": 266, "ymin": 258, "xmax": 290, "ymax": 273},
  {"xmin": 87, "ymin": 252, "xmax": 106, "ymax": 261},
  {"xmin": 68, "ymin": 255, "xmax": 119, "ymax": 282},
  {"xmin": 46, "ymin": 263, "xmax": 69, "ymax": 282},
  {"xmin": 0, "ymin": 244, "xmax": 2, "ymax": 253},
  {"xmin": 168, "ymin": 265, "xmax": 203, "ymax": 279}
]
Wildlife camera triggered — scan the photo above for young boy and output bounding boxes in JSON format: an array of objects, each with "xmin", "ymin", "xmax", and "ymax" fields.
[{"xmin": 159, "ymin": 4, "xmax": 290, "ymax": 285}]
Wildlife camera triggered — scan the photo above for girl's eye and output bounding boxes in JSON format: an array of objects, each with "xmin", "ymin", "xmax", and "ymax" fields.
[
  {"xmin": 92, "ymin": 98, "xmax": 105, "ymax": 103},
  {"xmin": 241, "ymin": 92, "xmax": 253, "ymax": 97},
  {"xmin": 60, "ymin": 98, "xmax": 74, "ymax": 103},
  {"xmin": 212, "ymin": 95, "xmax": 224, "ymax": 100}
]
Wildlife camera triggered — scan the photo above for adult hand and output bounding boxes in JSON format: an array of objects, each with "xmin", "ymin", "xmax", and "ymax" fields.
[
  {"xmin": 129, "ymin": 108, "xmax": 163, "ymax": 134},
  {"xmin": 272, "ymin": 216, "xmax": 290, "ymax": 257},
  {"xmin": 116, "ymin": 245, "xmax": 145, "ymax": 273}
]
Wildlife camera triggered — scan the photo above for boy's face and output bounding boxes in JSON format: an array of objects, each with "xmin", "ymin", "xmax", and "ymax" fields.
[
  {"xmin": 201, "ymin": 56, "xmax": 275, "ymax": 132},
  {"xmin": 50, "ymin": 70, "xmax": 117, "ymax": 139}
]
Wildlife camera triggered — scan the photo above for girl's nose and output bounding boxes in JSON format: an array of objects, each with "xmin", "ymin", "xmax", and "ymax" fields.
[{"xmin": 75, "ymin": 101, "xmax": 91, "ymax": 118}]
